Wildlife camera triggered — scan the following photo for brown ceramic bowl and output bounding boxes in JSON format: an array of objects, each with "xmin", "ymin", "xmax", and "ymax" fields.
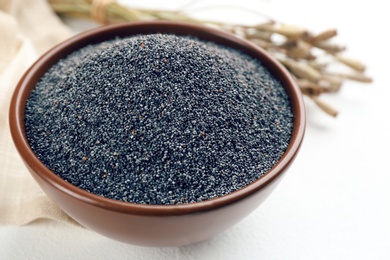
[{"xmin": 9, "ymin": 21, "xmax": 305, "ymax": 247}]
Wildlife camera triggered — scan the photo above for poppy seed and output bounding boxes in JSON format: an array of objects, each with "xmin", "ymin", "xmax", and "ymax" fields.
[{"xmin": 25, "ymin": 34, "xmax": 293, "ymax": 205}]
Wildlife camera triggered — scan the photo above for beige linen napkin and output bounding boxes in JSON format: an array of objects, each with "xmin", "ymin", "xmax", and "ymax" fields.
[{"xmin": 0, "ymin": 0, "xmax": 79, "ymax": 225}]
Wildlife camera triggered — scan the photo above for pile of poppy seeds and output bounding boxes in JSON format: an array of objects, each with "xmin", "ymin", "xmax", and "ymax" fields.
[{"xmin": 25, "ymin": 34, "xmax": 293, "ymax": 205}]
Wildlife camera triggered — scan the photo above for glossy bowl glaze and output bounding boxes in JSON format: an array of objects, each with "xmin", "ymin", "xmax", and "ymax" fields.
[{"xmin": 9, "ymin": 21, "xmax": 305, "ymax": 247}]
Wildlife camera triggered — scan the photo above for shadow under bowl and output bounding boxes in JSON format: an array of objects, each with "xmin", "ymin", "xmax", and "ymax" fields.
[{"xmin": 9, "ymin": 21, "xmax": 305, "ymax": 247}]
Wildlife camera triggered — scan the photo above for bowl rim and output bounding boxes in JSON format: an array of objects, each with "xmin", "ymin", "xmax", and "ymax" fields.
[{"xmin": 9, "ymin": 21, "xmax": 305, "ymax": 216}]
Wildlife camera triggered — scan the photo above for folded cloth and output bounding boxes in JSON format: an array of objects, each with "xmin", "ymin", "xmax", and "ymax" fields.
[{"xmin": 0, "ymin": 0, "xmax": 79, "ymax": 225}]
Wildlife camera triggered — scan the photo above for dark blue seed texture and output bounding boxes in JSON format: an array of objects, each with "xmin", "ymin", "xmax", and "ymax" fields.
[{"xmin": 25, "ymin": 34, "xmax": 293, "ymax": 205}]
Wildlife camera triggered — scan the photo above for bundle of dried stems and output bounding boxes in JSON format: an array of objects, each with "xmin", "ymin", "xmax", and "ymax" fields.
[{"xmin": 49, "ymin": 0, "xmax": 373, "ymax": 117}]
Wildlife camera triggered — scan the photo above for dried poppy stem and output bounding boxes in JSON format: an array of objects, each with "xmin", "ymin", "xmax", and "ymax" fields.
[
  {"xmin": 271, "ymin": 24, "xmax": 308, "ymax": 39},
  {"xmin": 296, "ymin": 79, "xmax": 325, "ymax": 96},
  {"xmin": 313, "ymin": 41, "xmax": 346, "ymax": 53},
  {"xmin": 48, "ymin": 0, "xmax": 373, "ymax": 118},
  {"xmin": 310, "ymin": 95, "xmax": 338, "ymax": 117},
  {"xmin": 245, "ymin": 30, "xmax": 273, "ymax": 41},
  {"xmin": 285, "ymin": 40, "xmax": 315, "ymax": 60},
  {"xmin": 318, "ymin": 75, "xmax": 343, "ymax": 92},
  {"xmin": 279, "ymin": 58, "xmax": 322, "ymax": 82},
  {"xmin": 307, "ymin": 60, "xmax": 328, "ymax": 71},
  {"xmin": 325, "ymin": 72, "xmax": 373, "ymax": 83},
  {"xmin": 310, "ymin": 29, "xmax": 337, "ymax": 43},
  {"xmin": 250, "ymin": 38, "xmax": 272, "ymax": 49},
  {"xmin": 334, "ymin": 55, "xmax": 366, "ymax": 72}
]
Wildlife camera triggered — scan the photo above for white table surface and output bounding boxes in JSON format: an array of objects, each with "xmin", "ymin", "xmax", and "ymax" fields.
[{"xmin": 2, "ymin": 0, "xmax": 390, "ymax": 259}]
